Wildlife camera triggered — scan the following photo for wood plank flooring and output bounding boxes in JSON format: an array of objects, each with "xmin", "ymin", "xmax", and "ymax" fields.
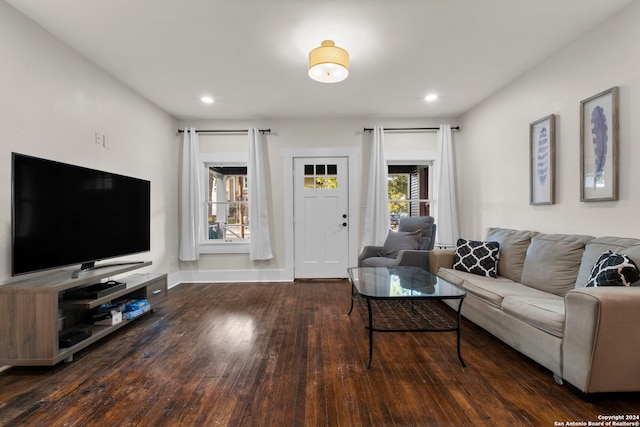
[{"xmin": 0, "ymin": 280, "xmax": 638, "ymax": 426}]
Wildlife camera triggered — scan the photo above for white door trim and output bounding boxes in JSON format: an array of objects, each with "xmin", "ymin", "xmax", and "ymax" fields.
[{"xmin": 281, "ymin": 147, "xmax": 361, "ymax": 280}]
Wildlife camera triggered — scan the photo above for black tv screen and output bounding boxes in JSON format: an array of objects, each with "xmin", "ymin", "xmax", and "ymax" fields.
[{"xmin": 11, "ymin": 153, "xmax": 151, "ymax": 276}]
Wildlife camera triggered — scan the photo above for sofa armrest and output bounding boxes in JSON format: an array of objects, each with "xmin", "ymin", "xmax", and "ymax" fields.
[
  {"xmin": 396, "ymin": 250, "xmax": 430, "ymax": 270},
  {"xmin": 358, "ymin": 246, "xmax": 383, "ymax": 266},
  {"xmin": 563, "ymin": 287, "xmax": 640, "ymax": 393},
  {"xmin": 428, "ymin": 249, "xmax": 456, "ymax": 275}
]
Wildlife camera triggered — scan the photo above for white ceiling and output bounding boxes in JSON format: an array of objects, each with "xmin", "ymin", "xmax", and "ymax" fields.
[{"xmin": 6, "ymin": 0, "xmax": 635, "ymax": 120}]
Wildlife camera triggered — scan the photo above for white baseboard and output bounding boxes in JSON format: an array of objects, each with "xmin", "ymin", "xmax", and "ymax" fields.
[{"xmin": 169, "ymin": 268, "xmax": 293, "ymax": 288}]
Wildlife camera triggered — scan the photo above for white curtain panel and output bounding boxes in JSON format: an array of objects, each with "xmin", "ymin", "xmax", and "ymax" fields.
[
  {"xmin": 178, "ymin": 128, "xmax": 202, "ymax": 261},
  {"xmin": 248, "ymin": 128, "xmax": 274, "ymax": 260},
  {"xmin": 434, "ymin": 124, "xmax": 460, "ymax": 247},
  {"xmin": 362, "ymin": 125, "xmax": 390, "ymax": 248}
]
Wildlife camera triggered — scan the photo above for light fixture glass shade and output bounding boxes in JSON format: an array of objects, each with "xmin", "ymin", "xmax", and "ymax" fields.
[{"xmin": 308, "ymin": 40, "xmax": 349, "ymax": 83}]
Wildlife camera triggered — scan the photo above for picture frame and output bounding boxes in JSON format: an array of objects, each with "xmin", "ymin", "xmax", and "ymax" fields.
[
  {"xmin": 530, "ymin": 114, "xmax": 555, "ymax": 205},
  {"xmin": 580, "ymin": 86, "xmax": 619, "ymax": 202}
]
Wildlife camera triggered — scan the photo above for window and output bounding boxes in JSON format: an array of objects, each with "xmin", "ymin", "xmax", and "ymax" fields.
[
  {"xmin": 303, "ymin": 163, "xmax": 339, "ymax": 189},
  {"xmin": 205, "ymin": 166, "xmax": 249, "ymax": 242},
  {"xmin": 388, "ymin": 165, "xmax": 430, "ymax": 230},
  {"xmin": 198, "ymin": 154, "xmax": 251, "ymax": 255}
]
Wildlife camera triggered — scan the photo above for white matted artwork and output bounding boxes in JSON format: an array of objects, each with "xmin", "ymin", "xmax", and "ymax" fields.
[
  {"xmin": 580, "ymin": 86, "xmax": 618, "ymax": 202},
  {"xmin": 530, "ymin": 114, "xmax": 555, "ymax": 205}
]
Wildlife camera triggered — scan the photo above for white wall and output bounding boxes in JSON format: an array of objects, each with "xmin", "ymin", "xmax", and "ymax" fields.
[
  {"xmin": 9, "ymin": 0, "xmax": 635, "ymax": 284},
  {"xmin": 177, "ymin": 117, "xmax": 458, "ymax": 281},
  {"xmin": 0, "ymin": 2, "xmax": 179, "ymax": 283},
  {"xmin": 458, "ymin": 1, "xmax": 640, "ymax": 240}
]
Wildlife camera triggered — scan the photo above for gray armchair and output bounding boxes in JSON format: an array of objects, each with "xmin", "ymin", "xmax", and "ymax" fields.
[{"xmin": 358, "ymin": 216, "xmax": 436, "ymax": 271}]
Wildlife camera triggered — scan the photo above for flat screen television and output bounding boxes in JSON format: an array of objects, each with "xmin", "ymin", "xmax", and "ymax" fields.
[{"xmin": 11, "ymin": 153, "xmax": 151, "ymax": 276}]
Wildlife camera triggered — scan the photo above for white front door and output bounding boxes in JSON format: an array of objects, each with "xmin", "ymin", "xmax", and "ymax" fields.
[{"xmin": 293, "ymin": 157, "xmax": 349, "ymax": 278}]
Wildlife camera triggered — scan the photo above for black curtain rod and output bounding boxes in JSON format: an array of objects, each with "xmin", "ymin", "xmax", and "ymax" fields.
[
  {"xmin": 363, "ymin": 126, "xmax": 460, "ymax": 132},
  {"xmin": 177, "ymin": 128, "xmax": 271, "ymax": 134}
]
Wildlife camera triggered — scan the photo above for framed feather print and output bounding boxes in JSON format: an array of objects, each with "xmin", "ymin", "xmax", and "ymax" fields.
[
  {"xmin": 530, "ymin": 114, "xmax": 556, "ymax": 205},
  {"xmin": 580, "ymin": 86, "xmax": 619, "ymax": 202}
]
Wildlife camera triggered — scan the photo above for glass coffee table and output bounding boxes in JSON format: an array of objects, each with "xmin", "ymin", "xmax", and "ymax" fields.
[{"xmin": 347, "ymin": 266, "xmax": 467, "ymax": 368}]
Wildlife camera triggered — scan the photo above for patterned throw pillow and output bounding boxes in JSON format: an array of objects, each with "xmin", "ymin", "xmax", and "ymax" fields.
[
  {"xmin": 585, "ymin": 250, "xmax": 640, "ymax": 287},
  {"xmin": 453, "ymin": 239, "xmax": 500, "ymax": 278}
]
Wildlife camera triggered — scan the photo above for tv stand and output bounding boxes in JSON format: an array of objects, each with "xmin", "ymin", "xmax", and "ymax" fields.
[{"xmin": 0, "ymin": 262, "xmax": 167, "ymax": 366}]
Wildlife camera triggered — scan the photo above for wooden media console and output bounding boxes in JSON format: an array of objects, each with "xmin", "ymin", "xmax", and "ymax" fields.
[{"xmin": 0, "ymin": 262, "xmax": 167, "ymax": 366}]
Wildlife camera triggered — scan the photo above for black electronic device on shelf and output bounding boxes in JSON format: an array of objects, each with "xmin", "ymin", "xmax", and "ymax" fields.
[
  {"xmin": 58, "ymin": 328, "xmax": 92, "ymax": 348},
  {"xmin": 63, "ymin": 280, "xmax": 126, "ymax": 300}
]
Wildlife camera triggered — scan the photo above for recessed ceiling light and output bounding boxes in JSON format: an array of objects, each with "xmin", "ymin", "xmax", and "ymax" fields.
[
  {"xmin": 201, "ymin": 96, "xmax": 214, "ymax": 104},
  {"xmin": 425, "ymin": 94, "xmax": 438, "ymax": 102}
]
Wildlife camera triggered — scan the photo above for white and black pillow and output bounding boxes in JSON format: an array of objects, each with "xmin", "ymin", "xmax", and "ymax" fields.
[
  {"xmin": 453, "ymin": 239, "xmax": 500, "ymax": 278},
  {"xmin": 585, "ymin": 250, "xmax": 640, "ymax": 287}
]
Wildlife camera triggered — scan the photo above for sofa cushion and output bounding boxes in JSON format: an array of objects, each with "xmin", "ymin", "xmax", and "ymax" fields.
[
  {"xmin": 463, "ymin": 278, "xmax": 555, "ymax": 309},
  {"xmin": 361, "ymin": 256, "xmax": 399, "ymax": 267},
  {"xmin": 437, "ymin": 267, "xmax": 468, "ymax": 287},
  {"xmin": 576, "ymin": 237, "xmax": 640, "ymax": 287},
  {"xmin": 484, "ymin": 228, "xmax": 537, "ymax": 283},
  {"xmin": 453, "ymin": 239, "xmax": 500, "ymax": 278},
  {"xmin": 585, "ymin": 251, "xmax": 640, "ymax": 287},
  {"xmin": 378, "ymin": 230, "xmax": 421, "ymax": 258},
  {"xmin": 438, "ymin": 266, "xmax": 514, "ymax": 288},
  {"xmin": 621, "ymin": 243, "xmax": 640, "ymax": 267},
  {"xmin": 520, "ymin": 233, "xmax": 594, "ymax": 296},
  {"xmin": 501, "ymin": 296, "xmax": 565, "ymax": 337}
]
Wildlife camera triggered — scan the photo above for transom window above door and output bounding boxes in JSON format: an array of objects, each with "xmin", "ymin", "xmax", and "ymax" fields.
[{"xmin": 303, "ymin": 163, "xmax": 338, "ymax": 189}]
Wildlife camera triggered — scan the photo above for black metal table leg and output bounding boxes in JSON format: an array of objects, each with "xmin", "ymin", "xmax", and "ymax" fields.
[
  {"xmin": 456, "ymin": 297, "xmax": 467, "ymax": 368},
  {"xmin": 366, "ymin": 298, "xmax": 373, "ymax": 368},
  {"xmin": 348, "ymin": 282, "xmax": 355, "ymax": 315}
]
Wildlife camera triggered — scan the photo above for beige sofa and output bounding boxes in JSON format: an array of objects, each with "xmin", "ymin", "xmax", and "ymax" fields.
[{"xmin": 429, "ymin": 227, "xmax": 640, "ymax": 394}]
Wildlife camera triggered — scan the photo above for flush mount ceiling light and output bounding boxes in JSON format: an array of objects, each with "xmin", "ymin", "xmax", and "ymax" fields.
[
  {"xmin": 201, "ymin": 96, "xmax": 214, "ymax": 104},
  {"xmin": 425, "ymin": 94, "xmax": 438, "ymax": 102},
  {"xmin": 308, "ymin": 40, "xmax": 349, "ymax": 83}
]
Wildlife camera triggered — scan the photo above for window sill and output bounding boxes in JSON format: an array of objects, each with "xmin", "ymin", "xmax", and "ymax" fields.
[{"xmin": 199, "ymin": 241, "xmax": 250, "ymax": 254}]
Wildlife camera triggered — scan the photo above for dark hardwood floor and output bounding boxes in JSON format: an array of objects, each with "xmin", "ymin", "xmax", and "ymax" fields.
[{"xmin": 0, "ymin": 280, "xmax": 638, "ymax": 426}]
